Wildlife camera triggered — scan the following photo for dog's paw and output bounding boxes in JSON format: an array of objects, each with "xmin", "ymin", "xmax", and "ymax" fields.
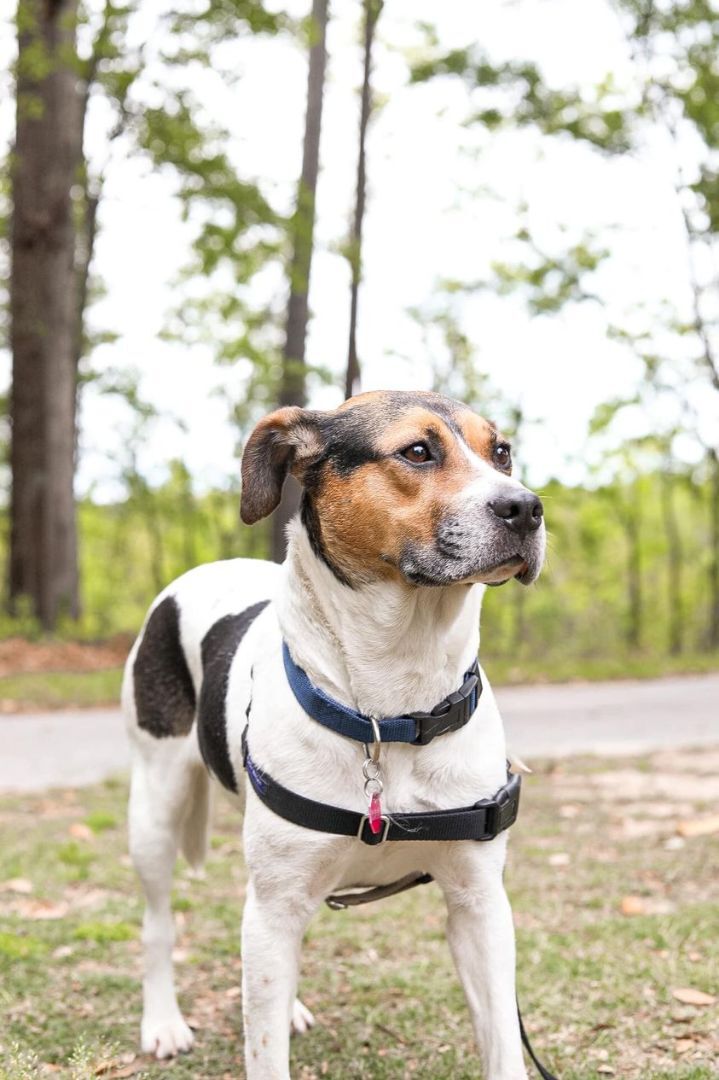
[
  {"xmin": 290, "ymin": 997, "xmax": 315, "ymax": 1036},
  {"xmin": 141, "ymin": 1012, "xmax": 194, "ymax": 1058}
]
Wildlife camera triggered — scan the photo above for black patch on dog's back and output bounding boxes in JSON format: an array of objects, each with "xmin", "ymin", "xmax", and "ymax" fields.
[
  {"xmin": 134, "ymin": 596, "xmax": 197, "ymax": 738},
  {"xmin": 197, "ymin": 600, "xmax": 270, "ymax": 792}
]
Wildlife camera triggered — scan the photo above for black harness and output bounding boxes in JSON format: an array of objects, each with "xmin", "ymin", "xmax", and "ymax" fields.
[
  {"xmin": 241, "ymin": 646, "xmax": 560, "ymax": 1080},
  {"xmin": 242, "ymin": 728, "xmax": 521, "ymax": 846}
]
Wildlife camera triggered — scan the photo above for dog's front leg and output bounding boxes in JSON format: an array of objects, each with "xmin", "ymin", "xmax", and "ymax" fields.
[
  {"xmin": 241, "ymin": 881, "xmax": 315, "ymax": 1080},
  {"xmin": 440, "ymin": 852, "xmax": 527, "ymax": 1080}
]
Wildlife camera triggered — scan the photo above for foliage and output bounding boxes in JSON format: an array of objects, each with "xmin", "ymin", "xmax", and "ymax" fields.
[
  {"xmin": 409, "ymin": 43, "xmax": 635, "ymax": 153},
  {"xmin": 0, "ymin": 458, "xmax": 716, "ymax": 678}
]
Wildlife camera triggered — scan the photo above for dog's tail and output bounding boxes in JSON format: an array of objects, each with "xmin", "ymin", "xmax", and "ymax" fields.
[{"xmin": 180, "ymin": 765, "xmax": 211, "ymax": 871}]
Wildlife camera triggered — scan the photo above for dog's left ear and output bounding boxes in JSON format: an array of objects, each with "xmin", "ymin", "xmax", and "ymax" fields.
[{"xmin": 240, "ymin": 406, "xmax": 327, "ymax": 525}]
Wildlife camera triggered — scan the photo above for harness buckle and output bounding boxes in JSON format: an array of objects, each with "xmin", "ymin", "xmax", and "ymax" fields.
[
  {"xmin": 411, "ymin": 671, "xmax": 480, "ymax": 745},
  {"xmin": 357, "ymin": 814, "xmax": 390, "ymax": 845},
  {"xmin": 475, "ymin": 773, "xmax": 521, "ymax": 839}
]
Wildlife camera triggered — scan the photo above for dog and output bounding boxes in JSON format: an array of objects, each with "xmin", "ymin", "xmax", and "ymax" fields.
[{"xmin": 123, "ymin": 389, "xmax": 546, "ymax": 1079}]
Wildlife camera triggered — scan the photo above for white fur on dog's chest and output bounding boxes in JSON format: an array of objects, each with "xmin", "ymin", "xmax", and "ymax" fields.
[{"xmin": 221, "ymin": 557, "xmax": 510, "ymax": 896}]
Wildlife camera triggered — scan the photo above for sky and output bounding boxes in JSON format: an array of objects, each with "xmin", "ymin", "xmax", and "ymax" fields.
[{"xmin": 0, "ymin": 0, "xmax": 715, "ymax": 500}]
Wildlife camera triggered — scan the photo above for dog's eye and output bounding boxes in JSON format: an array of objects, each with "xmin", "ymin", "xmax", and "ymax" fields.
[
  {"xmin": 402, "ymin": 442, "xmax": 432, "ymax": 464},
  {"xmin": 493, "ymin": 444, "xmax": 511, "ymax": 470}
]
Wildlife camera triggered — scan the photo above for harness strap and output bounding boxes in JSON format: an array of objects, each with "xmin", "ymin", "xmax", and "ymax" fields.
[
  {"xmin": 325, "ymin": 872, "xmax": 434, "ymax": 909},
  {"xmin": 242, "ymin": 729, "xmax": 521, "ymax": 846},
  {"xmin": 282, "ymin": 642, "xmax": 482, "ymax": 746}
]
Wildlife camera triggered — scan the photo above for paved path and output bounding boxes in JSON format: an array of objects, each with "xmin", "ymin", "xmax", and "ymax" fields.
[{"xmin": 1, "ymin": 674, "xmax": 717, "ymax": 792}]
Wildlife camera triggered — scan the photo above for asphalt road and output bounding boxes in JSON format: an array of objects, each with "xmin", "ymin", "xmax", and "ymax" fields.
[{"xmin": 1, "ymin": 673, "xmax": 717, "ymax": 793}]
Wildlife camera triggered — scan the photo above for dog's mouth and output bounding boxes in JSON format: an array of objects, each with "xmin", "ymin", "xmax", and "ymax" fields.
[
  {"xmin": 481, "ymin": 556, "xmax": 527, "ymax": 587},
  {"xmin": 398, "ymin": 553, "xmax": 531, "ymax": 589}
]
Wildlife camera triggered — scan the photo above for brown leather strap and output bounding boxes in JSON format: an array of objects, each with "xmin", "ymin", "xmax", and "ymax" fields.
[{"xmin": 325, "ymin": 872, "xmax": 434, "ymax": 909}]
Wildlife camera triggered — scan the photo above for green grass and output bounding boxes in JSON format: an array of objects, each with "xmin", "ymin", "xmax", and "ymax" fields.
[
  {"xmin": 486, "ymin": 649, "xmax": 719, "ymax": 685},
  {"xmin": 1, "ymin": 751, "xmax": 717, "ymax": 1078},
  {"xmin": 1, "ymin": 650, "xmax": 717, "ymax": 714},
  {"xmin": 0, "ymin": 668, "xmax": 123, "ymax": 711}
]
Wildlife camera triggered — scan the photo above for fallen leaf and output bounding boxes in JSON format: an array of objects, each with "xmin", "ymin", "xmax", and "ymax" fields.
[
  {"xmin": 18, "ymin": 899, "xmax": 69, "ymax": 920},
  {"xmin": 548, "ymin": 852, "xmax": 571, "ymax": 867},
  {"xmin": 620, "ymin": 895, "xmax": 645, "ymax": 916},
  {"xmin": 675, "ymin": 1039, "xmax": 695, "ymax": 1053},
  {"xmin": 69, "ymin": 822, "xmax": 94, "ymax": 841},
  {"xmin": 225, "ymin": 986, "xmax": 241, "ymax": 999},
  {"xmin": 111, "ymin": 1066, "xmax": 144, "ymax": 1079},
  {"xmin": 1, "ymin": 877, "xmax": 33, "ymax": 894},
  {"xmin": 94, "ymin": 1052, "xmax": 139, "ymax": 1078},
  {"xmin": 676, "ymin": 814, "xmax": 719, "ymax": 838},
  {"xmin": 671, "ymin": 987, "xmax": 716, "ymax": 1006}
]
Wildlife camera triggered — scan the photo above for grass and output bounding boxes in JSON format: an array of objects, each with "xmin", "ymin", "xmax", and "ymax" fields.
[
  {"xmin": 1, "ymin": 751, "xmax": 717, "ymax": 1078},
  {"xmin": 486, "ymin": 649, "xmax": 719, "ymax": 686},
  {"xmin": 1, "ymin": 650, "xmax": 718, "ymax": 714},
  {"xmin": 0, "ymin": 669, "xmax": 123, "ymax": 712}
]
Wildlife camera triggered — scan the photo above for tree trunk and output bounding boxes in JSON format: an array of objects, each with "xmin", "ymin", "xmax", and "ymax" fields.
[
  {"xmin": 659, "ymin": 468, "xmax": 683, "ymax": 656},
  {"xmin": 622, "ymin": 498, "xmax": 642, "ymax": 651},
  {"xmin": 270, "ymin": 0, "xmax": 329, "ymax": 563},
  {"xmin": 345, "ymin": 0, "xmax": 382, "ymax": 401},
  {"xmin": 9, "ymin": 0, "xmax": 84, "ymax": 629},
  {"xmin": 707, "ymin": 447, "xmax": 719, "ymax": 650}
]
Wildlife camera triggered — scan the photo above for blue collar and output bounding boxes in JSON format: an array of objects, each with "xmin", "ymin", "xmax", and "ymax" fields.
[{"xmin": 281, "ymin": 642, "xmax": 482, "ymax": 746}]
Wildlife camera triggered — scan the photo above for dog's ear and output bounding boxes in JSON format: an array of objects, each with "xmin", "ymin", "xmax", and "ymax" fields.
[{"xmin": 240, "ymin": 407, "xmax": 326, "ymax": 525}]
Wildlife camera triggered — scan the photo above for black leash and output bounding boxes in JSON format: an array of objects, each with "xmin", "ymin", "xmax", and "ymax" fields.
[{"xmin": 518, "ymin": 1003, "xmax": 560, "ymax": 1080}]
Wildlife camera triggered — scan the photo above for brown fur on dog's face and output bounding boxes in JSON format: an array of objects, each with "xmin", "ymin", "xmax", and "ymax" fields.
[{"xmin": 241, "ymin": 391, "xmax": 545, "ymax": 588}]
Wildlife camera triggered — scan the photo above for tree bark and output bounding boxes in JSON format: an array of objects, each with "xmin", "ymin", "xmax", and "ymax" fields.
[
  {"xmin": 345, "ymin": 0, "xmax": 382, "ymax": 401},
  {"xmin": 271, "ymin": 0, "xmax": 329, "ymax": 563},
  {"xmin": 10, "ymin": 0, "xmax": 85, "ymax": 629},
  {"xmin": 707, "ymin": 447, "xmax": 719, "ymax": 650}
]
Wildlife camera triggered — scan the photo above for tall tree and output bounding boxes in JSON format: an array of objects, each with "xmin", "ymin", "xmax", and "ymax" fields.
[
  {"xmin": 411, "ymin": 4, "xmax": 719, "ymax": 650},
  {"xmin": 271, "ymin": 0, "xmax": 329, "ymax": 563},
  {"xmin": 344, "ymin": 0, "xmax": 382, "ymax": 400},
  {"xmin": 10, "ymin": 0, "xmax": 85, "ymax": 629},
  {"xmin": 6, "ymin": 0, "xmax": 283, "ymax": 625}
]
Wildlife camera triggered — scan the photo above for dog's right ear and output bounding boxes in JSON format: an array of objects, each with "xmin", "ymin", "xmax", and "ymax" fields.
[{"xmin": 240, "ymin": 407, "xmax": 326, "ymax": 525}]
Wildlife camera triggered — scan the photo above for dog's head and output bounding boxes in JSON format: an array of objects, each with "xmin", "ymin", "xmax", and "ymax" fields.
[{"xmin": 241, "ymin": 390, "xmax": 545, "ymax": 589}]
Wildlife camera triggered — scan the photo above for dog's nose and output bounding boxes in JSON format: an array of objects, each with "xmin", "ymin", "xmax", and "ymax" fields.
[{"xmin": 489, "ymin": 490, "xmax": 544, "ymax": 540}]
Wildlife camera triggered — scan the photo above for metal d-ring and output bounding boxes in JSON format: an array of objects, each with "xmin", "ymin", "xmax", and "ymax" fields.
[{"xmin": 363, "ymin": 716, "xmax": 382, "ymax": 765}]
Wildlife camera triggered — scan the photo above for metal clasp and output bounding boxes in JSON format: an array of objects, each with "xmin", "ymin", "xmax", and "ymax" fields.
[{"xmin": 357, "ymin": 814, "xmax": 390, "ymax": 844}]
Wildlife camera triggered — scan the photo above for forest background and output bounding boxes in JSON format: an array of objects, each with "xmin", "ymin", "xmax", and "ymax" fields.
[{"xmin": 1, "ymin": 0, "xmax": 719, "ymax": 696}]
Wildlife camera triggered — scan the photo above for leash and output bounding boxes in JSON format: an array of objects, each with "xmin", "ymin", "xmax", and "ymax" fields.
[
  {"xmin": 518, "ymin": 1005, "xmax": 560, "ymax": 1080},
  {"xmin": 282, "ymin": 641, "xmax": 482, "ymax": 745},
  {"xmin": 325, "ymin": 871, "xmax": 559, "ymax": 1080},
  {"xmin": 325, "ymin": 871, "xmax": 434, "ymax": 909}
]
